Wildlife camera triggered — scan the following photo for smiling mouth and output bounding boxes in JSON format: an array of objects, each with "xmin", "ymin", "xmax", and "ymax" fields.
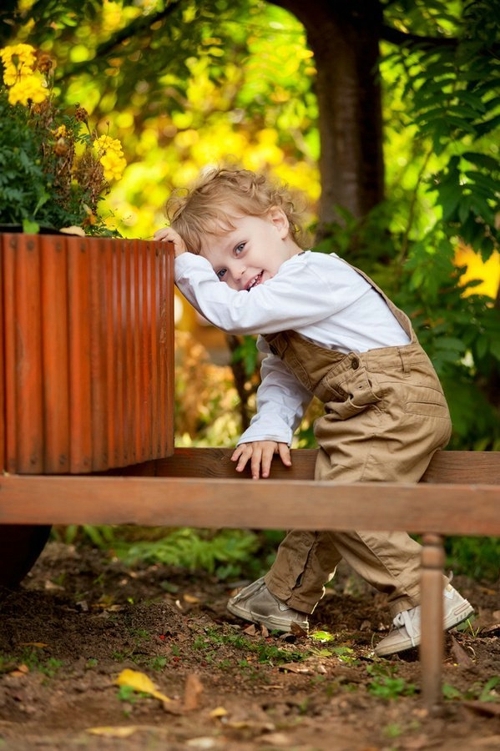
[{"xmin": 246, "ymin": 271, "xmax": 263, "ymax": 291}]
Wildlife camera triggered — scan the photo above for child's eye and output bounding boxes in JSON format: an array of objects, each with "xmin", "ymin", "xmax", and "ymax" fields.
[
  {"xmin": 216, "ymin": 268, "xmax": 227, "ymax": 280},
  {"xmin": 234, "ymin": 242, "xmax": 245, "ymax": 255}
]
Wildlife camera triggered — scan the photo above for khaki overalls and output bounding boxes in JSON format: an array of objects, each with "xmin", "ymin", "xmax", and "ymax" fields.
[{"xmin": 262, "ymin": 261, "xmax": 452, "ymax": 618}]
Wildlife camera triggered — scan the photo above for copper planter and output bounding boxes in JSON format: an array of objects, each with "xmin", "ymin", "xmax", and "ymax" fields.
[{"xmin": 0, "ymin": 232, "xmax": 174, "ymax": 473}]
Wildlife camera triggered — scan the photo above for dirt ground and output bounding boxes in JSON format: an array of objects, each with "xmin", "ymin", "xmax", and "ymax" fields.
[{"xmin": 0, "ymin": 539, "xmax": 500, "ymax": 751}]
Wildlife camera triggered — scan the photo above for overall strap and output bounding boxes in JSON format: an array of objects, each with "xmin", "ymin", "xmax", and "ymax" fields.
[{"xmin": 262, "ymin": 255, "xmax": 415, "ymax": 394}]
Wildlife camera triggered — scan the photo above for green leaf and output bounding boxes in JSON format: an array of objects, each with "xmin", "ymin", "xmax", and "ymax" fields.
[
  {"xmin": 462, "ymin": 152, "xmax": 500, "ymax": 171},
  {"xmin": 22, "ymin": 218, "xmax": 40, "ymax": 234}
]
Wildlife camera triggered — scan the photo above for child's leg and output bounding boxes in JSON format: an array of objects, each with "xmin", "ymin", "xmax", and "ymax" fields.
[
  {"xmin": 266, "ymin": 528, "xmax": 424, "ymax": 618},
  {"xmin": 264, "ymin": 531, "xmax": 342, "ymax": 614},
  {"xmin": 265, "ymin": 347, "xmax": 453, "ymax": 618}
]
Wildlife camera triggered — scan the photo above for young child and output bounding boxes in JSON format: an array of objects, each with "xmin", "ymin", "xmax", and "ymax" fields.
[{"xmin": 154, "ymin": 167, "xmax": 473, "ymax": 656}]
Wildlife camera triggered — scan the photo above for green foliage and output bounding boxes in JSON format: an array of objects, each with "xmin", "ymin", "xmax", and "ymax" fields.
[
  {"xmin": 0, "ymin": 648, "xmax": 64, "ymax": 678},
  {"xmin": 383, "ymin": 0, "xmax": 500, "ymax": 256},
  {"xmin": 54, "ymin": 524, "xmax": 116, "ymax": 548},
  {"xmin": 367, "ymin": 664, "xmax": 417, "ymax": 700},
  {"xmin": 0, "ymin": 45, "xmax": 125, "ymax": 233},
  {"xmin": 231, "ymin": 334, "xmax": 261, "ymax": 379},
  {"xmin": 445, "ymin": 536, "xmax": 500, "ymax": 580},
  {"xmin": 197, "ymin": 627, "xmax": 309, "ymax": 665},
  {"xmin": 443, "ymin": 675, "xmax": 500, "ymax": 702},
  {"xmin": 112, "ymin": 527, "xmax": 263, "ymax": 580}
]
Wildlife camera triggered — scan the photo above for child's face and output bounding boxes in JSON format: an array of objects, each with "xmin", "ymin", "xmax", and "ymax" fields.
[{"xmin": 199, "ymin": 208, "xmax": 300, "ymax": 291}]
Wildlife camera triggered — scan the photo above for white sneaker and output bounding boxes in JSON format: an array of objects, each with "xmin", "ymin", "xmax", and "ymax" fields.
[
  {"xmin": 375, "ymin": 584, "xmax": 474, "ymax": 657},
  {"xmin": 227, "ymin": 577, "xmax": 309, "ymax": 633}
]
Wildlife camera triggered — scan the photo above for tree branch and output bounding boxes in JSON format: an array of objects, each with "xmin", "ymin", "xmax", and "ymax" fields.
[
  {"xmin": 380, "ymin": 24, "xmax": 457, "ymax": 49},
  {"xmin": 56, "ymin": 0, "xmax": 183, "ymax": 80}
]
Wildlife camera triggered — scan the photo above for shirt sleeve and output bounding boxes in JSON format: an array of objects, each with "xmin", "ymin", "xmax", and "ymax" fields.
[
  {"xmin": 174, "ymin": 251, "xmax": 352, "ymax": 335},
  {"xmin": 237, "ymin": 337, "xmax": 313, "ymax": 446}
]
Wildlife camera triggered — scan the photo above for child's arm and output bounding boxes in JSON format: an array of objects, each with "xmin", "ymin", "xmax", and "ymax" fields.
[
  {"xmin": 231, "ymin": 440, "xmax": 291, "ymax": 480},
  {"xmin": 231, "ymin": 339, "xmax": 312, "ymax": 480}
]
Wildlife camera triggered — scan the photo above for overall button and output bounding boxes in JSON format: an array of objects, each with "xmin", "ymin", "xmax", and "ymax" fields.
[{"xmin": 351, "ymin": 357, "xmax": 359, "ymax": 370}]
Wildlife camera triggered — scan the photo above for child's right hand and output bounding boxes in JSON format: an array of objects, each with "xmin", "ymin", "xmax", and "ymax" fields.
[
  {"xmin": 231, "ymin": 440, "xmax": 292, "ymax": 480},
  {"xmin": 154, "ymin": 226, "xmax": 187, "ymax": 256}
]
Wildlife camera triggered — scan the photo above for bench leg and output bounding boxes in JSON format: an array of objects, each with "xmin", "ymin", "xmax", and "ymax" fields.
[{"xmin": 419, "ymin": 532, "xmax": 445, "ymax": 711}]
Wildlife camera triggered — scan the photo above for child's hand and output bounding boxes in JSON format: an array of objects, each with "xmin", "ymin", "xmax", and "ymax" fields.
[
  {"xmin": 154, "ymin": 226, "xmax": 187, "ymax": 256},
  {"xmin": 231, "ymin": 441, "xmax": 292, "ymax": 480}
]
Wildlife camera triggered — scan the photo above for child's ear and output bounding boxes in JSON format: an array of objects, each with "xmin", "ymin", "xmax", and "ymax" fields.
[{"xmin": 268, "ymin": 206, "xmax": 289, "ymax": 238}]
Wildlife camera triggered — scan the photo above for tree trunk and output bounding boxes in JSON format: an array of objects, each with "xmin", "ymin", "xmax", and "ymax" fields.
[{"xmin": 270, "ymin": 0, "xmax": 385, "ymax": 235}]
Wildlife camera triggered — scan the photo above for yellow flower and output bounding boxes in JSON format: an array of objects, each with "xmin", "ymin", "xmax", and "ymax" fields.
[
  {"xmin": 53, "ymin": 124, "xmax": 68, "ymax": 138},
  {"xmin": 94, "ymin": 134, "xmax": 126, "ymax": 181},
  {"xmin": 0, "ymin": 43, "xmax": 37, "ymax": 86},
  {"xmin": 99, "ymin": 150, "xmax": 127, "ymax": 181},
  {"xmin": 7, "ymin": 75, "xmax": 48, "ymax": 106}
]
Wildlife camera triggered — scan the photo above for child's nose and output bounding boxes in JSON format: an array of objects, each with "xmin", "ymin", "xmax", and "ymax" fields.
[{"xmin": 230, "ymin": 263, "xmax": 246, "ymax": 284}]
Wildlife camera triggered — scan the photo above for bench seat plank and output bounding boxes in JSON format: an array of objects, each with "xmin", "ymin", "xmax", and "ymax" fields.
[
  {"xmin": 0, "ymin": 473, "xmax": 499, "ymax": 535},
  {"xmin": 130, "ymin": 447, "xmax": 500, "ymax": 485}
]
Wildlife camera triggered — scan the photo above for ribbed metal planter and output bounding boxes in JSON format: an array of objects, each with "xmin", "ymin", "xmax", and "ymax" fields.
[{"xmin": 0, "ymin": 232, "xmax": 174, "ymax": 474}]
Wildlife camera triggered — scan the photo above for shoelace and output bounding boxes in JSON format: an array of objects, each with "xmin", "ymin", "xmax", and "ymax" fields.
[
  {"xmin": 389, "ymin": 581, "xmax": 457, "ymax": 648},
  {"xmin": 391, "ymin": 608, "xmax": 419, "ymax": 647}
]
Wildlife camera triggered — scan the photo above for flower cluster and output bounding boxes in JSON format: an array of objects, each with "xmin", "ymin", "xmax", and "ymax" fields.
[{"xmin": 0, "ymin": 43, "xmax": 126, "ymax": 234}]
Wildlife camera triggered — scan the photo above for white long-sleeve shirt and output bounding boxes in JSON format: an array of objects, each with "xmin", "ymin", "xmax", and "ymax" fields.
[{"xmin": 175, "ymin": 250, "xmax": 410, "ymax": 445}]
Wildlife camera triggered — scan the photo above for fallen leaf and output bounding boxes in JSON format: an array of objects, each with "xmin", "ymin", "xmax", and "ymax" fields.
[
  {"xmin": 60, "ymin": 226, "xmax": 86, "ymax": 237},
  {"xmin": 450, "ymin": 636, "xmax": 475, "ymax": 667},
  {"xmin": 87, "ymin": 726, "xmax": 138, "ymax": 738},
  {"xmin": 44, "ymin": 580, "xmax": 64, "ymax": 591},
  {"xmin": 209, "ymin": 707, "xmax": 228, "ymax": 719},
  {"xmin": 242, "ymin": 624, "xmax": 257, "ymax": 636},
  {"xmin": 290, "ymin": 621, "xmax": 308, "ymax": 637},
  {"xmin": 261, "ymin": 732, "xmax": 292, "ymax": 747},
  {"xmin": 186, "ymin": 738, "xmax": 217, "ymax": 749},
  {"xmin": 462, "ymin": 701, "xmax": 500, "ymax": 718},
  {"xmin": 183, "ymin": 594, "xmax": 200, "ymax": 604},
  {"xmin": 279, "ymin": 662, "xmax": 312, "ymax": 674},
  {"xmin": 480, "ymin": 623, "xmax": 500, "ymax": 636},
  {"xmin": 310, "ymin": 630, "xmax": 335, "ymax": 642},
  {"xmin": 114, "ymin": 669, "xmax": 171, "ymax": 703},
  {"xmin": 19, "ymin": 642, "xmax": 48, "ymax": 649},
  {"xmin": 162, "ymin": 701, "xmax": 184, "ymax": 715},
  {"xmin": 183, "ymin": 673, "xmax": 204, "ymax": 711}
]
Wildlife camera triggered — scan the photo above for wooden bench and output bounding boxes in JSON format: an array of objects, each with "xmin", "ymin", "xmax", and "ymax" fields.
[{"xmin": 0, "ymin": 446, "xmax": 499, "ymax": 710}]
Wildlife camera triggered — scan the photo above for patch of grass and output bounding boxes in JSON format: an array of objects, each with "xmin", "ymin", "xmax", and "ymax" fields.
[
  {"xmin": 130, "ymin": 628, "xmax": 151, "ymax": 643},
  {"xmin": 193, "ymin": 626, "xmax": 312, "ymax": 667},
  {"xmin": 117, "ymin": 685, "xmax": 151, "ymax": 706},
  {"xmin": 367, "ymin": 664, "xmax": 417, "ymax": 700},
  {"xmin": 0, "ymin": 649, "xmax": 64, "ymax": 679},
  {"xmin": 444, "ymin": 676, "xmax": 500, "ymax": 702},
  {"xmin": 146, "ymin": 656, "xmax": 168, "ymax": 671},
  {"xmin": 383, "ymin": 723, "xmax": 403, "ymax": 739}
]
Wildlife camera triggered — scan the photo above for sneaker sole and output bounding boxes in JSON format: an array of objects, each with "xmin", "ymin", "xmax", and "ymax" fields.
[
  {"xmin": 227, "ymin": 599, "xmax": 308, "ymax": 633},
  {"xmin": 375, "ymin": 600, "xmax": 474, "ymax": 657}
]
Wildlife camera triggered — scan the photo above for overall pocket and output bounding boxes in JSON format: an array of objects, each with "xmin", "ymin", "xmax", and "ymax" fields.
[{"xmin": 321, "ymin": 362, "xmax": 382, "ymax": 421}]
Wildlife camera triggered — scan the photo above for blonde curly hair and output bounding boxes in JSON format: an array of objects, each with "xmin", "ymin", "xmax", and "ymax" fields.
[{"xmin": 165, "ymin": 167, "xmax": 308, "ymax": 253}]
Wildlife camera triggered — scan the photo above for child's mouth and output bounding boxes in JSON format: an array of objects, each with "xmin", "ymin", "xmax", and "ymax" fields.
[{"xmin": 246, "ymin": 271, "xmax": 263, "ymax": 290}]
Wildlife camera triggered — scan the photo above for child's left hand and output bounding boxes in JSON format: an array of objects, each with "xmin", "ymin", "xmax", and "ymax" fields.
[{"xmin": 154, "ymin": 226, "xmax": 187, "ymax": 256}]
